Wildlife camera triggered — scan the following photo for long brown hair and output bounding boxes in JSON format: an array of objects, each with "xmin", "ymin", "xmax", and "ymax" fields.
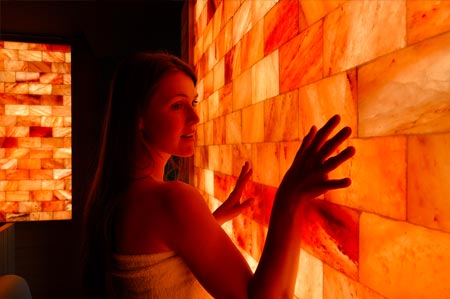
[{"xmin": 82, "ymin": 52, "xmax": 197, "ymax": 298}]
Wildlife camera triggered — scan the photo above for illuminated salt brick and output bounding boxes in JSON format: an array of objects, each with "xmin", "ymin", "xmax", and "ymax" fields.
[
  {"xmin": 53, "ymin": 169, "xmax": 71, "ymax": 180},
  {"xmin": 5, "ymin": 126, "xmax": 29, "ymax": 137},
  {"xmin": 225, "ymin": 110, "xmax": 242, "ymax": 144},
  {"xmin": 6, "ymin": 191, "xmax": 28, "ymax": 201},
  {"xmin": 204, "ymin": 168, "xmax": 214, "ymax": 196},
  {"xmin": 51, "ymin": 62, "xmax": 70, "ymax": 74},
  {"xmin": 251, "ymin": 143, "xmax": 280, "ymax": 187},
  {"xmin": 323, "ymin": 264, "xmax": 386, "ymax": 299},
  {"xmin": 30, "ymin": 212, "xmax": 53, "ymax": 221},
  {"xmin": 63, "ymin": 74, "xmax": 71, "ymax": 85},
  {"xmin": 0, "ymin": 116, "xmax": 16, "ymax": 126},
  {"xmin": 0, "ymin": 93, "xmax": 18, "ymax": 104},
  {"xmin": 4, "ymin": 41, "xmax": 28, "ymax": 50},
  {"xmin": 0, "ymin": 127, "xmax": 4, "ymax": 137},
  {"xmin": 327, "ymin": 137, "xmax": 407, "ymax": 220},
  {"xmin": 5, "ymin": 170, "xmax": 29, "ymax": 180},
  {"xmin": 225, "ymin": 44, "xmax": 242, "ymax": 83},
  {"xmin": 298, "ymin": 71, "xmax": 358, "ymax": 136},
  {"xmin": 232, "ymin": 215, "xmax": 266, "ymax": 260},
  {"xmin": 0, "ymin": 137, "xmax": 18, "ymax": 148},
  {"xmin": 5, "ymin": 83, "xmax": 29, "ymax": 94},
  {"xmin": 31, "ymin": 190, "xmax": 53, "ymax": 201},
  {"xmin": 240, "ymin": 19, "xmax": 264, "ymax": 71},
  {"xmin": 0, "ymin": 49, "xmax": 19, "ymax": 60},
  {"xmin": 280, "ymin": 21, "xmax": 323, "ymax": 92},
  {"xmin": 252, "ymin": 50, "xmax": 279, "ymax": 103},
  {"xmin": 294, "ymin": 249, "xmax": 323, "ymax": 299},
  {"xmin": 407, "ymin": 1, "xmax": 450, "ymax": 45},
  {"xmin": 359, "ymin": 32, "xmax": 450, "ymax": 137},
  {"xmin": 203, "ymin": 70, "xmax": 214, "ymax": 100},
  {"xmin": 16, "ymin": 72, "xmax": 39, "ymax": 82},
  {"xmin": 63, "ymin": 137, "xmax": 71, "ymax": 148},
  {"xmin": 0, "ymin": 202, "xmax": 18, "ymax": 213},
  {"xmin": 18, "ymin": 180, "xmax": 42, "ymax": 191},
  {"xmin": 42, "ymin": 201, "xmax": 64, "ymax": 212},
  {"xmin": 64, "ymin": 179, "xmax": 71, "ymax": 190},
  {"xmin": 213, "ymin": 116, "xmax": 226, "ymax": 145},
  {"xmin": 42, "ymin": 180, "xmax": 64, "ymax": 190},
  {"xmin": 40, "ymin": 95, "xmax": 63, "ymax": 106},
  {"xmin": 0, "ymin": 150, "xmax": 4, "ymax": 159},
  {"xmin": 213, "ymin": 58, "xmax": 224, "ymax": 92},
  {"xmin": 65, "ymin": 53, "xmax": 71, "ymax": 63},
  {"xmin": 41, "ymin": 137, "xmax": 64, "ymax": 148},
  {"xmin": 28, "ymin": 61, "xmax": 51, "ymax": 73},
  {"xmin": 18, "ymin": 159, "xmax": 41, "ymax": 170},
  {"xmin": 324, "ymin": 0, "xmax": 406, "ymax": 75},
  {"xmin": 53, "ymin": 211, "xmax": 71, "ymax": 220},
  {"xmin": 0, "ymin": 71, "xmax": 15, "ymax": 82},
  {"xmin": 208, "ymin": 91, "xmax": 220, "ymax": 119},
  {"xmin": 203, "ymin": 120, "xmax": 213, "ymax": 145},
  {"xmin": 232, "ymin": 1, "xmax": 253, "ymax": 46},
  {"xmin": 42, "ymin": 51, "xmax": 65, "ymax": 62},
  {"xmin": 29, "ymin": 149, "xmax": 53, "ymax": 158},
  {"xmin": 300, "ymin": 0, "xmax": 346, "ymax": 26},
  {"xmin": 0, "ymin": 159, "xmax": 17, "ymax": 170},
  {"xmin": 53, "ymin": 189, "xmax": 71, "ymax": 200},
  {"xmin": 53, "ymin": 148, "xmax": 71, "ymax": 158},
  {"xmin": 360, "ymin": 212, "xmax": 450, "ymax": 299},
  {"xmin": 28, "ymin": 83, "xmax": 52, "ymax": 95},
  {"xmin": 29, "ymin": 169, "xmax": 53, "ymax": 180},
  {"xmin": 279, "ymin": 141, "xmax": 301, "ymax": 177},
  {"xmin": 0, "ymin": 82, "xmax": 3, "ymax": 92},
  {"xmin": 41, "ymin": 158, "xmax": 64, "ymax": 169},
  {"xmin": 41, "ymin": 116, "xmax": 63, "ymax": 127},
  {"xmin": 264, "ymin": 90, "xmax": 299, "ymax": 142},
  {"xmin": 0, "ymin": 180, "xmax": 18, "ymax": 191},
  {"xmin": 39, "ymin": 73, "xmax": 63, "ymax": 84},
  {"xmin": 16, "ymin": 116, "xmax": 41, "ymax": 126},
  {"xmin": 16, "ymin": 94, "xmax": 40, "ymax": 105},
  {"xmin": 264, "ymin": 0, "xmax": 300, "ymax": 55},
  {"xmin": 218, "ymin": 145, "xmax": 233, "ymax": 176},
  {"xmin": 216, "ymin": 20, "xmax": 233, "ymax": 60},
  {"xmin": 218, "ymin": 83, "xmax": 232, "ymax": 116},
  {"xmin": 208, "ymin": 145, "xmax": 220, "ymax": 171},
  {"xmin": 63, "ymin": 96, "xmax": 71, "ymax": 106},
  {"xmin": 206, "ymin": 41, "xmax": 216, "ymax": 73},
  {"xmin": 3, "ymin": 60, "xmax": 27, "ymax": 72},
  {"xmin": 52, "ymin": 105, "xmax": 71, "ymax": 116},
  {"xmin": 18, "ymin": 137, "xmax": 41, "ymax": 148},
  {"xmin": 231, "ymin": 144, "xmax": 252, "ymax": 178},
  {"xmin": 232, "ymin": 68, "xmax": 252, "ymax": 110},
  {"xmin": 194, "ymin": 146, "xmax": 208, "ymax": 169},
  {"xmin": 242, "ymin": 102, "xmax": 264, "ymax": 143},
  {"xmin": 18, "ymin": 201, "xmax": 41, "ymax": 213},
  {"xmin": 5, "ymin": 104, "xmax": 29, "ymax": 116},
  {"xmin": 5, "ymin": 148, "xmax": 30, "ymax": 159},
  {"xmin": 29, "ymin": 126, "xmax": 52, "ymax": 137},
  {"xmin": 52, "ymin": 84, "xmax": 71, "ymax": 96},
  {"xmin": 19, "ymin": 50, "xmax": 41, "ymax": 62},
  {"xmin": 408, "ymin": 134, "xmax": 450, "ymax": 233}
]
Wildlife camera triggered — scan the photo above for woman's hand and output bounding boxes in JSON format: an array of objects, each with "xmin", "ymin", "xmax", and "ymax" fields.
[
  {"xmin": 277, "ymin": 114, "xmax": 355, "ymax": 207},
  {"xmin": 213, "ymin": 162, "xmax": 254, "ymax": 225}
]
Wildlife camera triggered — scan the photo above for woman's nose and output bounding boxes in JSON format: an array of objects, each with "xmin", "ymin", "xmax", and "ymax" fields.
[{"xmin": 187, "ymin": 106, "xmax": 200, "ymax": 125}]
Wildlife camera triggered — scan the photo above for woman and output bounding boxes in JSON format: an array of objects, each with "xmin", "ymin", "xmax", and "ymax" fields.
[{"xmin": 83, "ymin": 52, "xmax": 355, "ymax": 298}]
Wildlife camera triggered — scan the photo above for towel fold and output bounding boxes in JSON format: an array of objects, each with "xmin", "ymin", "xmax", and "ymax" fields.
[{"xmin": 111, "ymin": 251, "xmax": 213, "ymax": 299}]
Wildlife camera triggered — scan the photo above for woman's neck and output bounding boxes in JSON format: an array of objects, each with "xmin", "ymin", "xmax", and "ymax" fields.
[{"xmin": 133, "ymin": 141, "xmax": 170, "ymax": 182}]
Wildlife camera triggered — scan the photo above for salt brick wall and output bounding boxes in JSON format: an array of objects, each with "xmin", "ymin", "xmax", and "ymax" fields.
[
  {"xmin": 0, "ymin": 41, "xmax": 72, "ymax": 222},
  {"xmin": 190, "ymin": 0, "xmax": 450, "ymax": 298}
]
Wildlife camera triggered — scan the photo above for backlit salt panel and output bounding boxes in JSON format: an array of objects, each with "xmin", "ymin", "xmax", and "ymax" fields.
[
  {"xmin": 0, "ymin": 40, "xmax": 71, "ymax": 222},
  {"xmin": 189, "ymin": 1, "xmax": 450, "ymax": 298}
]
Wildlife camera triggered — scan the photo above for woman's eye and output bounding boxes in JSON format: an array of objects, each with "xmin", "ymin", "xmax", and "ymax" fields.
[{"xmin": 171, "ymin": 103, "xmax": 183, "ymax": 110}]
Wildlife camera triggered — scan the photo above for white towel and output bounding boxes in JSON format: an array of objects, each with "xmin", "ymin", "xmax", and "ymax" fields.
[{"xmin": 112, "ymin": 251, "xmax": 213, "ymax": 299}]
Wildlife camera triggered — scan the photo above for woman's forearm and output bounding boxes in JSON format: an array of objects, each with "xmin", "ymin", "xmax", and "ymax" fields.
[{"xmin": 248, "ymin": 195, "xmax": 304, "ymax": 298}]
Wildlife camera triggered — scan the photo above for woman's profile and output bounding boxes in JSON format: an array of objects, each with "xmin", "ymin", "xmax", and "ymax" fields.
[{"xmin": 82, "ymin": 52, "xmax": 355, "ymax": 299}]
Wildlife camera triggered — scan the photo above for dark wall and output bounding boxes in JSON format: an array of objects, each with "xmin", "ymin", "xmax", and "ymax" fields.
[{"xmin": 0, "ymin": 1, "xmax": 184, "ymax": 298}]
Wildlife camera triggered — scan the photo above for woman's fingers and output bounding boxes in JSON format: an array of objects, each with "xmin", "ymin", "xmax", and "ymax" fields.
[
  {"xmin": 322, "ymin": 146, "xmax": 355, "ymax": 172},
  {"xmin": 317, "ymin": 126, "xmax": 352, "ymax": 162},
  {"xmin": 308, "ymin": 114, "xmax": 341, "ymax": 154}
]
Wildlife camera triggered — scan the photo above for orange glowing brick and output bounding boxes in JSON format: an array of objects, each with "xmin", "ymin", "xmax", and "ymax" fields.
[
  {"xmin": 41, "ymin": 116, "xmax": 64, "ymax": 127},
  {"xmin": 0, "ymin": 93, "xmax": 18, "ymax": 104},
  {"xmin": 5, "ymin": 148, "xmax": 29, "ymax": 159},
  {"xmin": 42, "ymin": 51, "xmax": 65, "ymax": 63},
  {"xmin": 63, "ymin": 75, "xmax": 71, "ymax": 85},
  {"xmin": 16, "ymin": 116, "xmax": 41, "ymax": 126},
  {"xmin": 52, "ymin": 127, "xmax": 71, "ymax": 137},
  {"xmin": 0, "ymin": 49, "xmax": 19, "ymax": 60},
  {"xmin": 63, "ymin": 137, "xmax": 71, "ymax": 148},
  {"xmin": 4, "ymin": 42, "xmax": 28, "ymax": 50},
  {"xmin": 0, "ymin": 137, "xmax": 18, "ymax": 148},
  {"xmin": 5, "ymin": 126, "xmax": 29, "ymax": 137},
  {"xmin": 0, "ymin": 180, "xmax": 18, "ymax": 191},
  {"xmin": 232, "ymin": 69, "xmax": 252, "ymax": 110},
  {"xmin": 0, "ymin": 202, "xmax": 18, "ymax": 213},
  {"xmin": 18, "ymin": 202, "xmax": 41, "ymax": 213},
  {"xmin": 6, "ymin": 191, "xmax": 29, "ymax": 201},
  {"xmin": 52, "ymin": 106, "xmax": 71, "ymax": 116},
  {"xmin": 18, "ymin": 137, "xmax": 41, "ymax": 148},
  {"xmin": 53, "ymin": 211, "xmax": 71, "ymax": 220},
  {"xmin": 42, "ymin": 180, "xmax": 64, "ymax": 190},
  {"xmin": 27, "ymin": 61, "xmax": 51, "ymax": 73},
  {"xmin": 41, "ymin": 158, "xmax": 64, "ymax": 169},
  {"xmin": 52, "ymin": 84, "xmax": 71, "ymax": 96},
  {"xmin": 5, "ymin": 83, "xmax": 29, "ymax": 94},
  {"xmin": 5, "ymin": 104, "xmax": 29, "ymax": 116},
  {"xmin": 225, "ymin": 110, "xmax": 242, "ymax": 144},
  {"xmin": 30, "ymin": 169, "xmax": 53, "ymax": 180},
  {"xmin": 42, "ymin": 201, "xmax": 64, "ymax": 211},
  {"xmin": 40, "ymin": 95, "xmax": 63, "ymax": 106},
  {"xmin": 41, "ymin": 137, "xmax": 63, "ymax": 148},
  {"xmin": 0, "ymin": 159, "xmax": 17, "ymax": 170},
  {"xmin": 31, "ymin": 190, "xmax": 53, "ymax": 201},
  {"xmin": 29, "ymin": 83, "xmax": 52, "ymax": 95},
  {"xmin": 264, "ymin": 90, "xmax": 299, "ymax": 142},
  {"xmin": 5, "ymin": 170, "xmax": 29, "ymax": 180},
  {"xmin": 53, "ymin": 189, "xmax": 71, "ymax": 200},
  {"xmin": 53, "ymin": 148, "xmax": 71, "ymax": 158},
  {"xmin": 3, "ymin": 60, "xmax": 27, "ymax": 72},
  {"xmin": 16, "ymin": 72, "xmax": 39, "ymax": 82},
  {"xmin": 242, "ymin": 102, "xmax": 264, "ymax": 143},
  {"xmin": 39, "ymin": 73, "xmax": 63, "ymax": 84},
  {"xmin": 29, "ymin": 149, "xmax": 52, "ymax": 158},
  {"xmin": 29, "ymin": 126, "xmax": 52, "ymax": 137},
  {"xmin": 0, "ymin": 116, "xmax": 16, "ymax": 126},
  {"xmin": 51, "ymin": 62, "xmax": 71, "ymax": 74},
  {"xmin": 18, "ymin": 180, "xmax": 42, "ymax": 191},
  {"xmin": 17, "ymin": 158, "xmax": 41, "ymax": 170},
  {"xmin": 252, "ymin": 143, "xmax": 280, "ymax": 187},
  {"xmin": 18, "ymin": 50, "xmax": 41, "ymax": 62},
  {"xmin": 53, "ymin": 169, "xmax": 71, "ymax": 180},
  {"xmin": 0, "ymin": 71, "xmax": 15, "ymax": 82}
]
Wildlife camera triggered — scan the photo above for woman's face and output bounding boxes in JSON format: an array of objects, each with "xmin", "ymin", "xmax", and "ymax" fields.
[{"xmin": 140, "ymin": 71, "xmax": 199, "ymax": 158}]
